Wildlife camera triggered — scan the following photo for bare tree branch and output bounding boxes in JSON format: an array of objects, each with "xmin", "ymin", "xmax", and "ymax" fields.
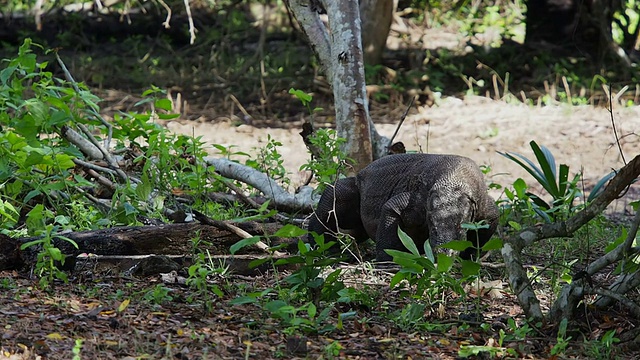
[
  {"xmin": 502, "ymin": 154, "xmax": 640, "ymax": 322},
  {"xmin": 205, "ymin": 157, "xmax": 317, "ymax": 212},
  {"xmin": 594, "ymin": 268, "xmax": 640, "ymax": 308},
  {"xmin": 588, "ymin": 287, "xmax": 640, "ymax": 318}
]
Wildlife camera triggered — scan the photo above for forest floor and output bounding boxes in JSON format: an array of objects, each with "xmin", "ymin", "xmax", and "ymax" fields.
[{"xmin": 2, "ymin": 5, "xmax": 640, "ymax": 359}]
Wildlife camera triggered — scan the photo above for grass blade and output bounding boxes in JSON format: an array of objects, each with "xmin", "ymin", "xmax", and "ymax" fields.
[
  {"xmin": 498, "ymin": 151, "xmax": 549, "ymax": 189},
  {"xmin": 529, "ymin": 141, "xmax": 559, "ymax": 196}
]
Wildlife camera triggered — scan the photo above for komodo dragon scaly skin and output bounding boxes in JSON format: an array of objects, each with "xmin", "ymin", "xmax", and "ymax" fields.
[{"xmin": 308, "ymin": 153, "xmax": 499, "ymax": 261}]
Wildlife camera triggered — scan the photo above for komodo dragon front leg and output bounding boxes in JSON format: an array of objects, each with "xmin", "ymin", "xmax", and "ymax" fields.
[
  {"xmin": 307, "ymin": 177, "xmax": 369, "ymax": 248},
  {"xmin": 376, "ymin": 187, "xmax": 477, "ymax": 262}
]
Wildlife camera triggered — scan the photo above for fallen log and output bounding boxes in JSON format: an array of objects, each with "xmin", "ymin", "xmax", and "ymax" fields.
[{"xmin": 0, "ymin": 222, "xmax": 301, "ymax": 272}]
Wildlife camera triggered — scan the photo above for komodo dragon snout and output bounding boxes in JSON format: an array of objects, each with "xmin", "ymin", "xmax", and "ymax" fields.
[{"xmin": 307, "ymin": 153, "xmax": 499, "ymax": 262}]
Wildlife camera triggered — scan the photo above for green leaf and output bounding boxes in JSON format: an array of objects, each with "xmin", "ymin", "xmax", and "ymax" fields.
[
  {"xmin": 264, "ymin": 300, "xmax": 289, "ymax": 314},
  {"xmin": 423, "ymin": 240, "xmax": 435, "ymax": 263},
  {"xmin": 230, "ymin": 236, "xmax": 260, "ymax": 255},
  {"xmin": 324, "ymin": 268, "xmax": 342, "ymax": 284},
  {"xmin": 26, "ymin": 203, "xmax": 45, "ymax": 232},
  {"xmin": 440, "ymin": 240, "xmax": 473, "ymax": 252},
  {"xmin": 482, "ymin": 238, "xmax": 503, "ymax": 251},
  {"xmin": 20, "ymin": 238, "xmax": 45, "ymax": 250},
  {"xmin": 588, "ymin": 171, "xmax": 616, "ymax": 202},
  {"xmin": 557, "ymin": 164, "xmax": 570, "ymax": 197},
  {"xmin": 288, "ymin": 88, "xmax": 312, "ymax": 105},
  {"xmin": 509, "ymin": 221, "xmax": 522, "ymax": 231},
  {"xmin": 297, "ymin": 239, "xmax": 309, "ymax": 254},
  {"xmin": 157, "ymin": 113, "xmax": 180, "ymax": 120},
  {"xmin": 54, "ymin": 154, "xmax": 75, "ymax": 170},
  {"xmin": 48, "ymin": 110, "xmax": 69, "ymax": 126},
  {"xmin": 123, "ymin": 202, "xmax": 137, "ymax": 216},
  {"xmin": 387, "ymin": 251, "xmax": 426, "ymax": 272},
  {"xmin": 24, "ymin": 189, "xmax": 42, "ymax": 203},
  {"xmin": 0, "ymin": 65, "xmax": 17, "ymax": 85},
  {"xmin": 529, "ymin": 141, "xmax": 559, "ymax": 196},
  {"xmin": 154, "ymin": 98, "xmax": 173, "ymax": 111},
  {"xmin": 274, "ymin": 255, "xmax": 304, "ymax": 265},
  {"xmin": 48, "ymin": 247, "xmax": 64, "ymax": 261},
  {"xmin": 397, "ymin": 227, "xmax": 419, "ymax": 256},
  {"xmin": 57, "ymin": 235, "xmax": 78, "ymax": 249},
  {"xmin": 459, "ymin": 345, "xmax": 505, "ymax": 357},
  {"xmin": 498, "ymin": 151, "xmax": 547, "ymax": 189},
  {"xmin": 436, "ymin": 253, "xmax": 454, "ymax": 272},
  {"xmin": 605, "ymin": 228, "xmax": 626, "ymax": 253},
  {"xmin": 461, "ymin": 260, "xmax": 481, "ymax": 277},
  {"xmin": 135, "ymin": 174, "xmax": 153, "ymax": 200},
  {"xmin": 24, "ymin": 151, "xmax": 44, "ymax": 167},
  {"xmin": 307, "ymin": 303, "xmax": 317, "ymax": 319},
  {"xmin": 248, "ymin": 257, "xmax": 271, "ymax": 269},
  {"xmin": 389, "ymin": 271, "xmax": 409, "ymax": 288},
  {"xmin": 274, "ymin": 224, "xmax": 308, "ymax": 238},
  {"xmin": 229, "ymin": 296, "xmax": 259, "ymax": 305}
]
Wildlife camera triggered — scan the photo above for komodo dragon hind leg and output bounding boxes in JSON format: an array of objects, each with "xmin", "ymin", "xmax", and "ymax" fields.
[
  {"xmin": 307, "ymin": 177, "xmax": 367, "ymax": 246},
  {"xmin": 375, "ymin": 192, "xmax": 428, "ymax": 262}
]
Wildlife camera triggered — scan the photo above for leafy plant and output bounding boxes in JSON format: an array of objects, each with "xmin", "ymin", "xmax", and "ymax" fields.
[
  {"xmin": 187, "ymin": 232, "xmax": 226, "ymax": 313},
  {"xmin": 585, "ymin": 329, "xmax": 620, "ymax": 360},
  {"xmin": 499, "ymin": 140, "xmax": 581, "ymax": 221},
  {"xmin": 230, "ymin": 224, "xmax": 354, "ymax": 335},
  {"xmin": 72, "ymin": 338, "xmax": 83, "ymax": 360},
  {"xmin": 392, "ymin": 302, "xmax": 428, "ymax": 331},
  {"xmin": 386, "ymin": 228, "xmax": 472, "ymax": 303},
  {"xmin": 246, "ymin": 134, "xmax": 290, "ymax": 188},
  {"xmin": 143, "ymin": 284, "xmax": 174, "ymax": 305},
  {"xmin": 551, "ymin": 318, "xmax": 572, "ymax": 356},
  {"xmin": 290, "ymin": 88, "xmax": 351, "ymax": 189},
  {"xmin": 19, "ymin": 204, "xmax": 79, "ymax": 287},
  {"xmin": 273, "ymin": 225, "xmax": 344, "ymax": 304}
]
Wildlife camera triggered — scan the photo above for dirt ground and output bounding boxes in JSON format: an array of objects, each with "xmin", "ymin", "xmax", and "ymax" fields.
[{"xmin": 166, "ymin": 95, "xmax": 640, "ymax": 212}]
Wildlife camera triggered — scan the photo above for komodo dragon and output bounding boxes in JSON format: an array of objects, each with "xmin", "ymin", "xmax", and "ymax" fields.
[{"xmin": 308, "ymin": 153, "xmax": 499, "ymax": 261}]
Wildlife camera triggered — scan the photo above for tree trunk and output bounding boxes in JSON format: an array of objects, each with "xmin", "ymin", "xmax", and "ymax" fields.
[
  {"xmin": 360, "ymin": 0, "xmax": 394, "ymax": 65},
  {"xmin": 525, "ymin": 0, "xmax": 617, "ymax": 62},
  {"xmin": 285, "ymin": 0, "xmax": 390, "ymax": 172},
  {"xmin": 327, "ymin": 0, "xmax": 374, "ymax": 171}
]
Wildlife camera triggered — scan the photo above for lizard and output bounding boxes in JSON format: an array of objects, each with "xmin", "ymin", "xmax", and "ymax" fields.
[{"xmin": 307, "ymin": 153, "xmax": 499, "ymax": 261}]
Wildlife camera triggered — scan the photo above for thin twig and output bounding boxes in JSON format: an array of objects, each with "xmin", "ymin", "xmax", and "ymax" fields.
[
  {"xmin": 55, "ymin": 53, "xmax": 113, "ymax": 148},
  {"xmin": 606, "ymin": 84, "xmax": 627, "ymax": 164},
  {"xmin": 192, "ymin": 210, "xmax": 286, "ymax": 257},
  {"xmin": 156, "ymin": 0, "xmax": 172, "ymax": 28},
  {"xmin": 388, "ymin": 96, "xmax": 415, "ymax": 146},
  {"xmin": 182, "ymin": 0, "xmax": 197, "ymax": 44},
  {"xmin": 229, "ymin": 94, "xmax": 253, "ymax": 122},
  {"xmin": 85, "ymin": 168, "xmax": 116, "ymax": 191},
  {"xmin": 73, "ymin": 158, "xmax": 118, "ymax": 176},
  {"xmin": 77, "ymin": 123, "xmax": 130, "ymax": 183}
]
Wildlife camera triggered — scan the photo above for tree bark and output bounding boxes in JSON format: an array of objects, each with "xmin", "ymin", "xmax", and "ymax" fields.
[
  {"xmin": 360, "ymin": 0, "xmax": 394, "ymax": 65},
  {"xmin": 0, "ymin": 222, "xmax": 299, "ymax": 271},
  {"xmin": 285, "ymin": 0, "xmax": 390, "ymax": 172}
]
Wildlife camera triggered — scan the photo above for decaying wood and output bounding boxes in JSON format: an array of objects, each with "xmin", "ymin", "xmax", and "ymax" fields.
[
  {"xmin": 76, "ymin": 253, "xmax": 294, "ymax": 276},
  {"xmin": 193, "ymin": 210, "xmax": 286, "ymax": 257},
  {"xmin": 0, "ymin": 222, "xmax": 301, "ymax": 273}
]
